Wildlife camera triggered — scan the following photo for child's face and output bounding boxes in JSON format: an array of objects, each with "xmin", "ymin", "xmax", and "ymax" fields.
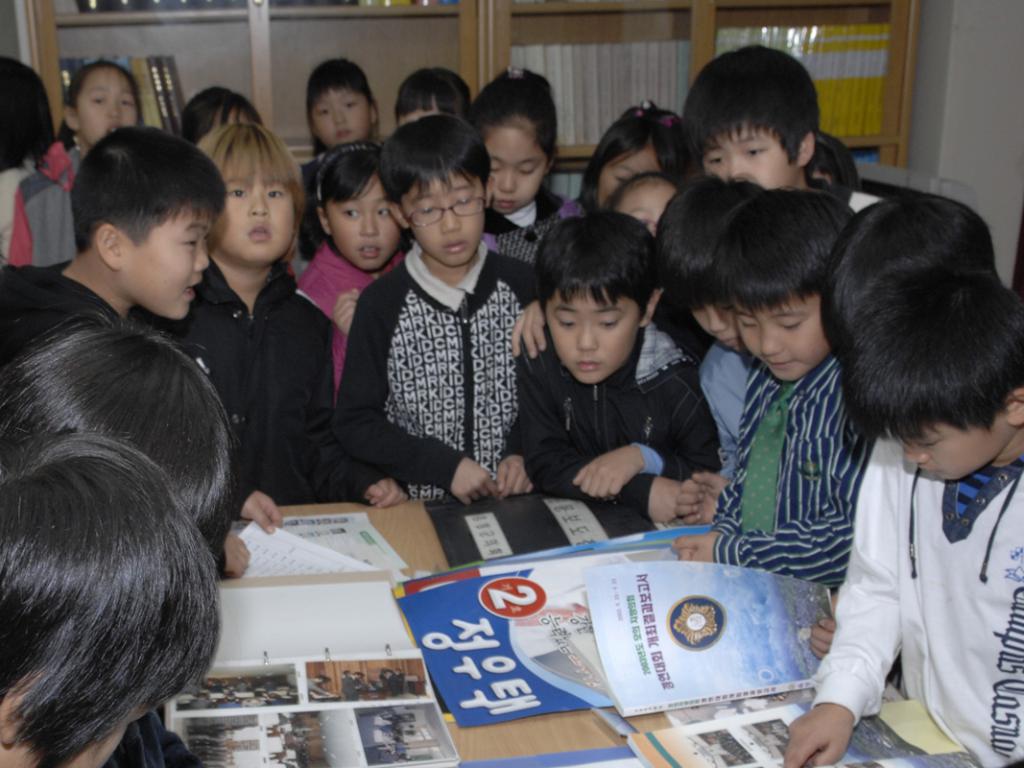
[
  {"xmin": 702, "ymin": 127, "xmax": 813, "ymax": 190},
  {"xmin": 66, "ymin": 67, "xmax": 138, "ymax": 156},
  {"xmin": 901, "ymin": 402, "xmax": 1024, "ymax": 481},
  {"xmin": 734, "ymin": 293, "xmax": 830, "ymax": 381},
  {"xmin": 596, "ymin": 143, "xmax": 660, "ymax": 207},
  {"xmin": 692, "ymin": 304, "xmax": 743, "ymax": 352},
  {"xmin": 613, "ymin": 179, "xmax": 677, "ymax": 236},
  {"xmin": 310, "ymin": 88, "xmax": 376, "ymax": 148},
  {"xmin": 117, "ymin": 211, "xmax": 210, "ymax": 320},
  {"xmin": 396, "ymin": 174, "xmax": 486, "ymax": 286},
  {"xmin": 215, "ymin": 175, "xmax": 295, "ymax": 270},
  {"xmin": 318, "ymin": 176, "xmax": 402, "ymax": 275},
  {"xmin": 484, "ymin": 124, "xmax": 552, "ymax": 218},
  {"xmin": 545, "ymin": 291, "xmax": 656, "ymax": 385}
]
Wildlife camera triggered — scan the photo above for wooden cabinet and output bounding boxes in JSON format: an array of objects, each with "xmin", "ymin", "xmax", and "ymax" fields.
[{"xmin": 24, "ymin": 0, "xmax": 917, "ymax": 165}]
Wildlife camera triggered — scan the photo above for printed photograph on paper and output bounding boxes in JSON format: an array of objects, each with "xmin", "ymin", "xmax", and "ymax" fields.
[
  {"xmin": 175, "ymin": 664, "xmax": 300, "ymax": 711},
  {"xmin": 305, "ymin": 658, "xmax": 428, "ymax": 702}
]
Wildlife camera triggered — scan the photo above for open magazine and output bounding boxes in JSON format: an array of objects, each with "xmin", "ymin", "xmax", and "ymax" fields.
[
  {"xmin": 166, "ymin": 650, "xmax": 457, "ymax": 768},
  {"xmin": 628, "ymin": 696, "xmax": 978, "ymax": 768}
]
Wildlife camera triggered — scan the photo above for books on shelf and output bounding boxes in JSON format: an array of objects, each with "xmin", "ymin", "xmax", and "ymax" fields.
[
  {"xmin": 175, "ymin": 572, "xmax": 458, "ymax": 767},
  {"xmin": 629, "ymin": 695, "xmax": 977, "ymax": 768},
  {"xmin": 510, "ymin": 41, "xmax": 690, "ymax": 147},
  {"xmin": 424, "ymin": 493, "xmax": 662, "ymax": 568},
  {"xmin": 59, "ymin": 55, "xmax": 184, "ymax": 135},
  {"xmin": 716, "ymin": 24, "xmax": 890, "ymax": 138},
  {"xmin": 586, "ymin": 561, "xmax": 830, "ymax": 716}
]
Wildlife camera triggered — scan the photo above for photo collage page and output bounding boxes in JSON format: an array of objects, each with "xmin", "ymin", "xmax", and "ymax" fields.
[{"xmin": 166, "ymin": 652, "xmax": 457, "ymax": 768}]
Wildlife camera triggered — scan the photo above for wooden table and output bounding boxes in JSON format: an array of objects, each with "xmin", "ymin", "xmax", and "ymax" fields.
[{"xmin": 281, "ymin": 500, "xmax": 668, "ymax": 759}]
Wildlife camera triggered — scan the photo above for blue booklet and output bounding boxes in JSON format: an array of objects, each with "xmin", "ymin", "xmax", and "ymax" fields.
[
  {"xmin": 586, "ymin": 561, "xmax": 830, "ymax": 716},
  {"xmin": 398, "ymin": 551, "xmax": 669, "ymax": 726}
]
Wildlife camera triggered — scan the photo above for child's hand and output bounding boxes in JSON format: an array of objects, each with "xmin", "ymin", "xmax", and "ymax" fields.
[
  {"xmin": 673, "ymin": 530, "xmax": 720, "ymax": 562},
  {"xmin": 332, "ymin": 289, "xmax": 360, "ymax": 336},
  {"xmin": 810, "ymin": 618, "xmax": 836, "ymax": 659},
  {"xmin": 241, "ymin": 490, "xmax": 283, "ymax": 533},
  {"xmin": 222, "ymin": 532, "xmax": 251, "ymax": 578},
  {"xmin": 511, "ymin": 300, "xmax": 546, "ymax": 358},
  {"xmin": 364, "ymin": 477, "xmax": 408, "ymax": 508},
  {"xmin": 675, "ymin": 471, "xmax": 727, "ymax": 524},
  {"xmin": 496, "ymin": 454, "xmax": 533, "ymax": 498},
  {"xmin": 783, "ymin": 704, "xmax": 855, "ymax": 768},
  {"xmin": 573, "ymin": 446, "xmax": 645, "ymax": 499},
  {"xmin": 451, "ymin": 458, "xmax": 500, "ymax": 505},
  {"xmin": 647, "ymin": 476, "xmax": 684, "ymax": 523}
]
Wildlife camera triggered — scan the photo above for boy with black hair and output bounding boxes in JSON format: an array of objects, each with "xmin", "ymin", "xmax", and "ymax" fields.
[
  {"xmin": 673, "ymin": 189, "xmax": 871, "ymax": 587},
  {"xmin": 790, "ymin": 279, "xmax": 1024, "ymax": 763},
  {"xmin": 0, "ymin": 432, "xmax": 219, "ymax": 768},
  {"xmin": 0, "ymin": 126, "xmax": 225, "ymax": 366},
  {"xmin": 785, "ymin": 202, "xmax": 1021, "ymax": 768},
  {"xmin": 336, "ymin": 114, "xmax": 535, "ymax": 503},
  {"xmin": 656, "ymin": 176, "xmax": 762, "ymax": 486},
  {"xmin": 518, "ymin": 211, "xmax": 720, "ymax": 521},
  {"xmin": 683, "ymin": 46, "xmax": 877, "ymax": 211}
]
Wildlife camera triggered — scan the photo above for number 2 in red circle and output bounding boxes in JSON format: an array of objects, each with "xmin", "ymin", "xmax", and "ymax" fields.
[{"xmin": 478, "ymin": 577, "xmax": 547, "ymax": 619}]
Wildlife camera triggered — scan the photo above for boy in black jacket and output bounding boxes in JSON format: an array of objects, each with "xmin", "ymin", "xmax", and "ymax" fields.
[
  {"xmin": 518, "ymin": 212, "xmax": 720, "ymax": 521},
  {"xmin": 336, "ymin": 114, "xmax": 534, "ymax": 503}
]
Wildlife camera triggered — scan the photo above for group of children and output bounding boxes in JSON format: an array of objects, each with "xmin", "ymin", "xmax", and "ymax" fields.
[{"xmin": 0, "ymin": 39, "xmax": 1021, "ymax": 768}]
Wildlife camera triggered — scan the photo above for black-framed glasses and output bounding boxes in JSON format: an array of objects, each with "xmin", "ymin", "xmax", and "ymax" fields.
[{"xmin": 405, "ymin": 196, "xmax": 485, "ymax": 228}]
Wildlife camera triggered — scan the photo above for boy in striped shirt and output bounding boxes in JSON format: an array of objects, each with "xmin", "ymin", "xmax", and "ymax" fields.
[{"xmin": 673, "ymin": 189, "xmax": 872, "ymax": 588}]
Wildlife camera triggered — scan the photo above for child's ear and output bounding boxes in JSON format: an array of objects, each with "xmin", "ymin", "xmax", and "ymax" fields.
[
  {"xmin": 640, "ymin": 288, "xmax": 662, "ymax": 327},
  {"xmin": 0, "ymin": 690, "xmax": 24, "ymax": 746},
  {"xmin": 1004, "ymin": 387, "xmax": 1024, "ymax": 427},
  {"xmin": 390, "ymin": 203, "xmax": 411, "ymax": 230},
  {"xmin": 64, "ymin": 106, "xmax": 81, "ymax": 134},
  {"xmin": 316, "ymin": 206, "xmax": 331, "ymax": 236},
  {"xmin": 796, "ymin": 131, "xmax": 816, "ymax": 169},
  {"xmin": 93, "ymin": 222, "xmax": 129, "ymax": 272}
]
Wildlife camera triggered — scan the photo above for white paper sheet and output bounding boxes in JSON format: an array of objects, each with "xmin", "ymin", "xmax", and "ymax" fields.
[
  {"xmin": 239, "ymin": 523, "xmax": 376, "ymax": 579},
  {"xmin": 282, "ymin": 513, "xmax": 408, "ymax": 575}
]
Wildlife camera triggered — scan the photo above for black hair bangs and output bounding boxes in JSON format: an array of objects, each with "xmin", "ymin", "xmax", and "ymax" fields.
[
  {"xmin": 842, "ymin": 273, "xmax": 1024, "ymax": 442},
  {"xmin": 684, "ymin": 46, "xmax": 818, "ymax": 163},
  {"xmin": 395, "ymin": 68, "xmax": 471, "ymax": 122},
  {"xmin": 379, "ymin": 114, "xmax": 489, "ymax": 202},
  {"xmin": 536, "ymin": 212, "xmax": 655, "ymax": 309},
  {"xmin": 711, "ymin": 189, "xmax": 849, "ymax": 312},
  {"xmin": 656, "ymin": 176, "xmax": 764, "ymax": 311}
]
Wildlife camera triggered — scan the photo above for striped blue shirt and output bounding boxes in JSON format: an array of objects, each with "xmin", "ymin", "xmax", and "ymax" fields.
[{"xmin": 712, "ymin": 355, "xmax": 873, "ymax": 587}]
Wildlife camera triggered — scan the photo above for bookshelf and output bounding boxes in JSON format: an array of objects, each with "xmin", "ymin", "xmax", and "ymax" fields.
[
  {"xmin": 486, "ymin": 0, "xmax": 919, "ymax": 167},
  {"xmin": 24, "ymin": 0, "xmax": 479, "ymax": 157},
  {"xmin": 25, "ymin": 0, "xmax": 917, "ymax": 166}
]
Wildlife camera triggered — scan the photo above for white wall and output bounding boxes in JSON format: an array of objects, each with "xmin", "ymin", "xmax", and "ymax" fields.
[{"xmin": 909, "ymin": 0, "xmax": 1024, "ymax": 282}]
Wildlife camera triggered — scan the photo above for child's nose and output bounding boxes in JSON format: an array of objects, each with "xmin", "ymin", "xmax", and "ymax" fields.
[
  {"xmin": 361, "ymin": 214, "xmax": 379, "ymax": 235},
  {"xmin": 497, "ymin": 171, "xmax": 515, "ymax": 193},
  {"xmin": 440, "ymin": 207, "xmax": 461, "ymax": 232},
  {"xmin": 577, "ymin": 325, "xmax": 598, "ymax": 350}
]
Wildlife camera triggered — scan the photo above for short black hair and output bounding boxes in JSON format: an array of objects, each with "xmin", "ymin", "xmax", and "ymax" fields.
[
  {"xmin": 536, "ymin": 211, "xmax": 656, "ymax": 309},
  {"xmin": 306, "ymin": 58, "xmax": 375, "ymax": 155},
  {"xmin": 712, "ymin": 188, "xmax": 850, "ymax": 311},
  {"xmin": 72, "ymin": 126, "xmax": 226, "ymax": 252},
  {"xmin": 57, "ymin": 60, "xmax": 141, "ymax": 150},
  {"xmin": 656, "ymin": 175, "xmax": 763, "ymax": 311},
  {"xmin": 606, "ymin": 170, "xmax": 682, "ymax": 213},
  {"xmin": 303, "ymin": 141, "xmax": 382, "ymax": 250},
  {"xmin": 579, "ymin": 101, "xmax": 689, "ymax": 213},
  {"xmin": 0, "ymin": 432, "xmax": 219, "ymax": 768},
  {"xmin": 0, "ymin": 56, "xmax": 54, "ymax": 171},
  {"xmin": 0, "ymin": 319, "xmax": 237, "ymax": 552},
  {"xmin": 181, "ymin": 86, "xmax": 262, "ymax": 144},
  {"xmin": 395, "ymin": 67, "xmax": 471, "ymax": 123},
  {"xmin": 469, "ymin": 68, "xmax": 557, "ymax": 159},
  {"xmin": 809, "ymin": 131, "xmax": 859, "ymax": 190},
  {"xmin": 683, "ymin": 46, "xmax": 819, "ymax": 163},
  {"xmin": 822, "ymin": 194, "xmax": 998, "ymax": 354},
  {"xmin": 379, "ymin": 113, "xmax": 490, "ymax": 202},
  {"xmin": 842, "ymin": 272, "xmax": 1024, "ymax": 441}
]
